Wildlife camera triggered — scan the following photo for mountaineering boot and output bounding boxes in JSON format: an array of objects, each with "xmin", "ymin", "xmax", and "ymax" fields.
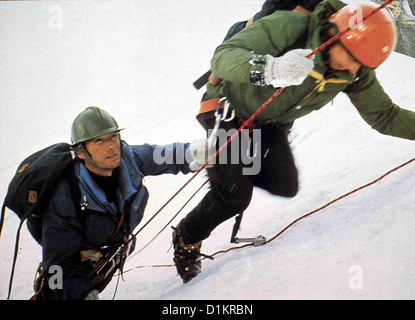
[{"xmin": 172, "ymin": 227, "xmax": 205, "ymax": 283}]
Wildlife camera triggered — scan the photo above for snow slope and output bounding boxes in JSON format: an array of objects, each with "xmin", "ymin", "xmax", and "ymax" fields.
[{"xmin": 1, "ymin": 0, "xmax": 415, "ymax": 301}]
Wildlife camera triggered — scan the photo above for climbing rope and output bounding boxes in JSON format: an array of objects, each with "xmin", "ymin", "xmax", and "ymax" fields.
[
  {"xmin": 119, "ymin": 154, "xmax": 415, "ymax": 274},
  {"xmin": 128, "ymin": 0, "xmax": 395, "ymax": 246},
  {"xmin": 112, "ymin": 0, "xmax": 406, "ymax": 280}
]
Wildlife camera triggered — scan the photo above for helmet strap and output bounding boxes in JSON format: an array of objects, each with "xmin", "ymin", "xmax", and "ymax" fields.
[
  {"xmin": 78, "ymin": 136, "xmax": 123, "ymax": 175},
  {"xmin": 319, "ymin": 21, "xmax": 340, "ymax": 63},
  {"xmin": 79, "ymin": 144, "xmax": 105, "ymax": 171}
]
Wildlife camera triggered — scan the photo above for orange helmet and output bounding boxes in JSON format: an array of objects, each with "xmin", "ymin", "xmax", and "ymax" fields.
[{"xmin": 329, "ymin": 2, "xmax": 397, "ymax": 68}]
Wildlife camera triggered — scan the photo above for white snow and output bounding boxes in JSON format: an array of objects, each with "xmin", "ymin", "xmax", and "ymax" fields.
[{"xmin": 1, "ymin": 0, "xmax": 415, "ymax": 301}]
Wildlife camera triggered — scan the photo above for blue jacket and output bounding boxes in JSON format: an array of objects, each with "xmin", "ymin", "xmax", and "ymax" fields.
[{"xmin": 42, "ymin": 141, "xmax": 192, "ymax": 300}]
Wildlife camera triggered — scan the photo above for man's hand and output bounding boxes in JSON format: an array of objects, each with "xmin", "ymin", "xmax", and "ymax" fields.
[
  {"xmin": 188, "ymin": 138, "xmax": 216, "ymax": 171},
  {"xmin": 264, "ymin": 49, "xmax": 314, "ymax": 88}
]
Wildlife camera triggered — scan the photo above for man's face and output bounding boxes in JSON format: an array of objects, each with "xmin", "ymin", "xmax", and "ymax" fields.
[
  {"xmin": 327, "ymin": 44, "xmax": 362, "ymax": 74},
  {"xmin": 79, "ymin": 131, "xmax": 121, "ymax": 175}
]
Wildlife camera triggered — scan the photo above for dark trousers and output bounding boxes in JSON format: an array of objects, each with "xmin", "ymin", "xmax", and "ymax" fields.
[{"xmin": 178, "ymin": 112, "xmax": 299, "ymax": 244}]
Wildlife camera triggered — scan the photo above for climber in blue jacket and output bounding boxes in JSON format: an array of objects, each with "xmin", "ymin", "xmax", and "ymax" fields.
[{"xmin": 39, "ymin": 106, "xmax": 204, "ymax": 300}]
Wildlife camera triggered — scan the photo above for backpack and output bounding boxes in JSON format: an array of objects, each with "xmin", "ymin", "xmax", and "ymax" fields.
[{"xmin": 0, "ymin": 142, "xmax": 82, "ymax": 299}]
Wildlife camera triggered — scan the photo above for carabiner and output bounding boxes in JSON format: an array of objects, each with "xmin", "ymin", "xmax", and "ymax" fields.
[
  {"xmin": 215, "ymin": 97, "xmax": 235, "ymax": 122},
  {"xmin": 214, "ymin": 97, "xmax": 228, "ymax": 119}
]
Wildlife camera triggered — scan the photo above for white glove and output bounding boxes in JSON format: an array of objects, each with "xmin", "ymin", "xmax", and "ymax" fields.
[
  {"xmin": 188, "ymin": 138, "xmax": 216, "ymax": 171},
  {"xmin": 264, "ymin": 49, "xmax": 314, "ymax": 88}
]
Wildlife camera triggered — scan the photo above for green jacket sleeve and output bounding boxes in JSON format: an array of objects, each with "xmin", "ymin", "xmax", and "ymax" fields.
[
  {"xmin": 210, "ymin": 11, "xmax": 310, "ymax": 84},
  {"xmin": 345, "ymin": 68, "xmax": 415, "ymax": 140}
]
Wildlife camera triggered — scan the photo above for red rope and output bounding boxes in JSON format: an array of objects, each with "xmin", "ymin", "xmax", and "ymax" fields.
[
  {"xmin": 119, "ymin": 155, "xmax": 415, "ymax": 274},
  {"xmin": 306, "ymin": 0, "xmax": 394, "ymax": 58},
  {"xmin": 114, "ymin": 0, "xmax": 402, "ymax": 276},
  {"xmin": 130, "ymin": 0, "xmax": 395, "ymax": 241}
]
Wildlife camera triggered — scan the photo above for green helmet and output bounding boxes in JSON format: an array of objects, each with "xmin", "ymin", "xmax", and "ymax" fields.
[{"xmin": 71, "ymin": 106, "xmax": 120, "ymax": 145}]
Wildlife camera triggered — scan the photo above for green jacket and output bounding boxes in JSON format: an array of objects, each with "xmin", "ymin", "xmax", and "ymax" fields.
[{"xmin": 207, "ymin": 0, "xmax": 415, "ymax": 140}]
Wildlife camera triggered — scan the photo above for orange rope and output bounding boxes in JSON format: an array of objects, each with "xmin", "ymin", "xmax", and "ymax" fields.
[
  {"xmin": 116, "ymin": 0, "xmax": 398, "ymax": 275},
  {"xmin": 119, "ymin": 155, "xmax": 415, "ymax": 274},
  {"xmin": 128, "ymin": 0, "xmax": 395, "ymax": 244}
]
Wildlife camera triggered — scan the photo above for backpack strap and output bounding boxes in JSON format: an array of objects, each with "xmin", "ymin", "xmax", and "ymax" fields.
[{"xmin": 63, "ymin": 162, "xmax": 86, "ymax": 225}]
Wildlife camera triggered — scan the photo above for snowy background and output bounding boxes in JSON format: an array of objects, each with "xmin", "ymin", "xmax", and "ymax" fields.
[{"xmin": 1, "ymin": 0, "xmax": 415, "ymax": 301}]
